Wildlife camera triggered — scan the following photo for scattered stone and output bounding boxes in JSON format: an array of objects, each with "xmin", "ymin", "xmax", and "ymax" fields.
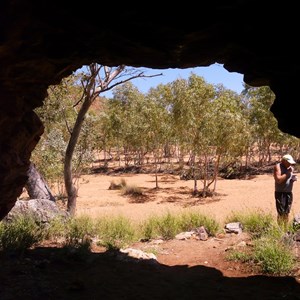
[
  {"xmin": 195, "ymin": 226, "xmax": 209, "ymax": 240},
  {"xmin": 119, "ymin": 248, "xmax": 157, "ymax": 263},
  {"xmin": 175, "ymin": 227, "xmax": 209, "ymax": 241},
  {"xmin": 224, "ymin": 222, "xmax": 243, "ymax": 234},
  {"xmin": 175, "ymin": 231, "xmax": 194, "ymax": 240},
  {"xmin": 150, "ymin": 239, "xmax": 164, "ymax": 245}
]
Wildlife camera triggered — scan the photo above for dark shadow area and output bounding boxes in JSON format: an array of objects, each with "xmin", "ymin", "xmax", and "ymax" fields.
[
  {"xmin": 125, "ymin": 184, "xmax": 226, "ymax": 206},
  {"xmin": 156, "ymin": 195, "xmax": 222, "ymax": 207},
  {"xmin": 127, "ymin": 193, "xmax": 153, "ymax": 204},
  {"xmin": 219, "ymin": 163, "xmax": 274, "ymax": 180},
  {"xmin": 1, "ymin": 247, "xmax": 300, "ymax": 300},
  {"xmin": 91, "ymin": 161, "xmax": 275, "ymax": 181}
]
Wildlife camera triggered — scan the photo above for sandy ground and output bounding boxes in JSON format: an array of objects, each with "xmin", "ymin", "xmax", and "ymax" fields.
[{"xmin": 75, "ymin": 172, "xmax": 300, "ymax": 225}]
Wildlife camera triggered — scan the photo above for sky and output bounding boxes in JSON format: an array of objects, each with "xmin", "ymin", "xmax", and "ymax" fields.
[{"xmin": 101, "ymin": 63, "xmax": 245, "ymax": 98}]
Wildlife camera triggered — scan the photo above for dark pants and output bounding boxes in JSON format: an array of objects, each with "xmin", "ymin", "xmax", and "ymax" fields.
[{"xmin": 275, "ymin": 191, "xmax": 293, "ymax": 215}]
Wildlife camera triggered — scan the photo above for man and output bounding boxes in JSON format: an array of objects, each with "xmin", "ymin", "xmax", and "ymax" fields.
[{"xmin": 274, "ymin": 154, "xmax": 297, "ymax": 229}]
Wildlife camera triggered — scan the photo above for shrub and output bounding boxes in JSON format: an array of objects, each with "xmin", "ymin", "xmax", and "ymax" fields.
[
  {"xmin": 121, "ymin": 184, "xmax": 143, "ymax": 196},
  {"xmin": 178, "ymin": 211, "xmax": 220, "ymax": 236},
  {"xmin": 96, "ymin": 216, "xmax": 136, "ymax": 250},
  {"xmin": 0, "ymin": 214, "xmax": 44, "ymax": 255},
  {"xmin": 64, "ymin": 215, "xmax": 95, "ymax": 249},
  {"xmin": 225, "ymin": 209, "xmax": 276, "ymax": 238},
  {"xmin": 253, "ymin": 237, "xmax": 296, "ymax": 275}
]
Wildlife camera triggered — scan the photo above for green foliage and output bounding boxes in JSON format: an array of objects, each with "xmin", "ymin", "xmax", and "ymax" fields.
[
  {"xmin": 243, "ymin": 85, "xmax": 287, "ymax": 161},
  {"xmin": 64, "ymin": 215, "xmax": 95, "ymax": 249},
  {"xmin": 226, "ymin": 250, "xmax": 252, "ymax": 263},
  {"xmin": 225, "ymin": 209, "xmax": 276, "ymax": 238},
  {"xmin": 33, "ymin": 74, "xmax": 98, "ymax": 191},
  {"xmin": 43, "ymin": 215, "xmax": 69, "ymax": 241},
  {"xmin": 0, "ymin": 215, "xmax": 44, "ymax": 255},
  {"xmin": 31, "ymin": 128, "xmax": 67, "ymax": 189},
  {"xmin": 253, "ymin": 236, "xmax": 295, "ymax": 275},
  {"xmin": 154, "ymin": 212, "xmax": 180, "ymax": 240},
  {"xmin": 225, "ymin": 211, "xmax": 297, "ymax": 275},
  {"xmin": 141, "ymin": 211, "xmax": 220, "ymax": 241},
  {"xmin": 140, "ymin": 212, "xmax": 180, "ymax": 240},
  {"xmin": 95, "ymin": 216, "xmax": 136, "ymax": 250},
  {"xmin": 140, "ymin": 217, "xmax": 159, "ymax": 240},
  {"xmin": 58, "ymin": 215, "xmax": 96, "ymax": 259},
  {"xmin": 211, "ymin": 86, "xmax": 251, "ymax": 160},
  {"xmin": 178, "ymin": 211, "xmax": 220, "ymax": 236}
]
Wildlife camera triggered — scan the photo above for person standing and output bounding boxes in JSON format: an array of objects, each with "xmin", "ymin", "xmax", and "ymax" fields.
[{"xmin": 274, "ymin": 154, "xmax": 297, "ymax": 229}]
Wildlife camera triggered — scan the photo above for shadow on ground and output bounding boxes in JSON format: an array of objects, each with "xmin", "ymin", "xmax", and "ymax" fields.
[{"xmin": 1, "ymin": 247, "xmax": 300, "ymax": 300}]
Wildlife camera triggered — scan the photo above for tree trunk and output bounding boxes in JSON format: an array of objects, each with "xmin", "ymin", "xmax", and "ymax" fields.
[
  {"xmin": 25, "ymin": 162, "xmax": 56, "ymax": 202},
  {"xmin": 64, "ymin": 63, "xmax": 126, "ymax": 216},
  {"xmin": 64, "ymin": 93, "xmax": 92, "ymax": 216}
]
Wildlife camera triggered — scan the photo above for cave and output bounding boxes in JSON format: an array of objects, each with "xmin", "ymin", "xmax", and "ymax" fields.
[{"xmin": 0, "ymin": 2, "xmax": 299, "ymax": 220}]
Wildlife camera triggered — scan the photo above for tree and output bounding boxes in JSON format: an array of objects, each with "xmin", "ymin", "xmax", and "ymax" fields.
[
  {"xmin": 245, "ymin": 85, "xmax": 282, "ymax": 163},
  {"xmin": 164, "ymin": 74, "xmax": 216, "ymax": 195},
  {"xmin": 209, "ymin": 84, "xmax": 251, "ymax": 188},
  {"xmin": 64, "ymin": 64, "xmax": 161, "ymax": 215}
]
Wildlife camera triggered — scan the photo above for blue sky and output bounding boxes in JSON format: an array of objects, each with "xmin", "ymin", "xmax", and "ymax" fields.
[{"xmin": 102, "ymin": 63, "xmax": 245, "ymax": 98}]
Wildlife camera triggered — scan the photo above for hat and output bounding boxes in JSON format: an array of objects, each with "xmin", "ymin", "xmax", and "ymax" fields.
[{"xmin": 283, "ymin": 154, "xmax": 296, "ymax": 165}]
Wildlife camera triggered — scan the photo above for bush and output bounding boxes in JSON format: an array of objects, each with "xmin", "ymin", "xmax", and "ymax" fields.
[
  {"xmin": 253, "ymin": 237, "xmax": 296, "ymax": 275},
  {"xmin": 96, "ymin": 216, "xmax": 136, "ymax": 250},
  {"xmin": 0, "ymin": 214, "xmax": 44, "ymax": 255}
]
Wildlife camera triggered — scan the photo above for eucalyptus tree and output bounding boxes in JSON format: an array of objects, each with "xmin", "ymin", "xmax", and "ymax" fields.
[
  {"xmin": 143, "ymin": 89, "xmax": 172, "ymax": 187},
  {"xmin": 147, "ymin": 83, "xmax": 179, "ymax": 165},
  {"xmin": 100, "ymin": 82, "xmax": 172, "ymax": 188},
  {"xmin": 244, "ymin": 85, "xmax": 285, "ymax": 163},
  {"xmin": 109, "ymin": 82, "xmax": 150, "ymax": 166},
  {"xmin": 96, "ymin": 96, "xmax": 126, "ymax": 166},
  {"xmin": 64, "ymin": 65, "xmax": 161, "ymax": 215},
  {"xmin": 33, "ymin": 65, "xmax": 162, "ymax": 214},
  {"xmin": 33, "ymin": 75, "xmax": 83, "ymax": 198},
  {"xmin": 163, "ymin": 74, "xmax": 216, "ymax": 195},
  {"xmin": 209, "ymin": 84, "xmax": 251, "ymax": 188}
]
